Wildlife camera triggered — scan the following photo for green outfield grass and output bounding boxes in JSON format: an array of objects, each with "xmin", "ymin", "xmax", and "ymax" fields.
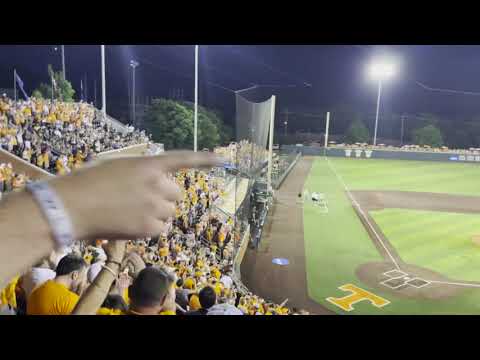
[
  {"xmin": 370, "ymin": 209, "xmax": 480, "ymax": 282},
  {"xmin": 330, "ymin": 158, "xmax": 480, "ymax": 197},
  {"xmin": 303, "ymin": 157, "xmax": 480, "ymax": 314}
]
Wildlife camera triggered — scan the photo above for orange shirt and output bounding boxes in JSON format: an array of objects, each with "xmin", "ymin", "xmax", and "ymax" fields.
[{"xmin": 27, "ymin": 280, "xmax": 79, "ymax": 315}]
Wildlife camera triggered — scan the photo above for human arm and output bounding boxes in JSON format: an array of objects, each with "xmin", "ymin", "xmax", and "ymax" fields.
[
  {"xmin": 72, "ymin": 240, "xmax": 127, "ymax": 315},
  {"xmin": 0, "ymin": 151, "xmax": 221, "ymax": 288}
]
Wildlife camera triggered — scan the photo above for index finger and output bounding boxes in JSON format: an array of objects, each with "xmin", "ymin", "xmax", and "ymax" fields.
[{"xmin": 154, "ymin": 151, "xmax": 223, "ymax": 172}]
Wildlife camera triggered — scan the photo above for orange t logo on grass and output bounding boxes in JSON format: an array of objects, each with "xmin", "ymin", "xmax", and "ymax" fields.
[{"xmin": 326, "ymin": 284, "xmax": 390, "ymax": 312}]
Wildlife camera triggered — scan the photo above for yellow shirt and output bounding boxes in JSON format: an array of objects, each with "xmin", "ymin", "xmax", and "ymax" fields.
[
  {"xmin": 211, "ymin": 267, "xmax": 221, "ymax": 280},
  {"xmin": 189, "ymin": 294, "xmax": 201, "ymax": 310},
  {"xmin": 75, "ymin": 152, "xmax": 84, "ymax": 163},
  {"xmin": 123, "ymin": 288, "xmax": 130, "ymax": 305},
  {"xmin": 159, "ymin": 310, "xmax": 176, "ymax": 315},
  {"xmin": 184, "ymin": 278, "xmax": 196, "ymax": 290},
  {"xmin": 0, "ymin": 276, "xmax": 20, "ymax": 309},
  {"xmin": 56, "ymin": 159, "xmax": 66, "ymax": 175},
  {"xmin": 214, "ymin": 283, "xmax": 223, "ymax": 296},
  {"xmin": 27, "ymin": 280, "xmax": 79, "ymax": 315},
  {"xmin": 159, "ymin": 247, "xmax": 169, "ymax": 257},
  {"xmin": 68, "ymin": 155, "xmax": 75, "ymax": 169},
  {"xmin": 97, "ymin": 308, "xmax": 124, "ymax": 315}
]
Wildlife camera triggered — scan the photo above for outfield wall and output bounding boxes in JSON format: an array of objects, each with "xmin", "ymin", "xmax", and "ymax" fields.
[{"xmin": 282, "ymin": 145, "xmax": 480, "ymax": 164}]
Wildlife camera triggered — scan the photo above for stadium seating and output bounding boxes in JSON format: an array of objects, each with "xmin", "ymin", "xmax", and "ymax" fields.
[
  {"xmin": 0, "ymin": 96, "xmax": 149, "ymax": 175},
  {"xmin": 0, "ymin": 132, "xmax": 302, "ymax": 315}
]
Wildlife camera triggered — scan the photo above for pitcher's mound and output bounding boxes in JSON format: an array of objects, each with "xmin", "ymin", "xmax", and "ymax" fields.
[{"xmin": 472, "ymin": 235, "xmax": 480, "ymax": 246}]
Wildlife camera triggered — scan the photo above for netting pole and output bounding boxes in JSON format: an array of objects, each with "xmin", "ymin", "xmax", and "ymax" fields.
[
  {"xmin": 267, "ymin": 95, "xmax": 276, "ymax": 192},
  {"xmin": 101, "ymin": 45, "xmax": 107, "ymax": 120},
  {"xmin": 194, "ymin": 45, "xmax": 199, "ymax": 152},
  {"xmin": 13, "ymin": 69, "xmax": 16, "ymax": 102},
  {"xmin": 61, "ymin": 45, "xmax": 66, "ymax": 81},
  {"xmin": 324, "ymin": 111, "xmax": 330, "ymax": 156}
]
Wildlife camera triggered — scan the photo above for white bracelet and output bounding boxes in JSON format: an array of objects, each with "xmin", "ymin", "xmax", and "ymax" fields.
[
  {"xmin": 101, "ymin": 264, "xmax": 118, "ymax": 278},
  {"xmin": 26, "ymin": 182, "xmax": 75, "ymax": 250}
]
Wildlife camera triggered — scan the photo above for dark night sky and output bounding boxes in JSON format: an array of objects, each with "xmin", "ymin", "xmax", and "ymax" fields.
[{"xmin": 2, "ymin": 45, "xmax": 480, "ymax": 125}]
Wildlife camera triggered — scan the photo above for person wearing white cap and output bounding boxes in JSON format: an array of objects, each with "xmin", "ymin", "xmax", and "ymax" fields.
[
  {"xmin": 207, "ymin": 303, "xmax": 243, "ymax": 315},
  {"xmin": 21, "ymin": 259, "xmax": 56, "ymax": 298}
]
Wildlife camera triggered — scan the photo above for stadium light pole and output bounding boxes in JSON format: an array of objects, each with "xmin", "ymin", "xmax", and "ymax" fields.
[
  {"xmin": 54, "ymin": 46, "xmax": 66, "ymax": 80},
  {"xmin": 367, "ymin": 59, "xmax": 396, "ymax": 146},
  {"xmin": 194, "ymin": 45, "xmax": 199, "ymax": 152},
  {"xmin": 61, "ymin": 45, "xmax": 66, "ymax": 81},
  {"xmin": 101, "ymin": 45, "xmax": 106, "ymax": 120},
  {"xmin": 130, "ymin": 60, "xmax": 139, "ymax": 127}
]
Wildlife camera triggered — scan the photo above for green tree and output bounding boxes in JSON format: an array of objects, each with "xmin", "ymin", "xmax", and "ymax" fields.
[
  {"xmin": 144, "ymin": 98, "xmax": 233, "ymax": 150},
  {"xmin": 345, "ymin": 119, "xmax": 370, "ymax": 144},
  {"xmin": 412, "ymin": 124, "xmax": 444, "ymax": 147},
  {"xmin": 417, "ymin": 113, "xmax": 440, "ymax": 127},
  {"xmin": 332, "ymin": 105, "xmax": 365, "ymax": 135},
  {"xmin": 33, "ymin": 64, "xmax": 75, "ymax": 102},
  {"xmin": 31, "ymin": 89, "xmax": 43, "ymax": 99},
  {"xmin": 181, "ymin": 101, "xmax": 233, "ymax": 146},
  {"xmin": 147, "ymin": 99, "xmax": 194, "ymax": 149}
]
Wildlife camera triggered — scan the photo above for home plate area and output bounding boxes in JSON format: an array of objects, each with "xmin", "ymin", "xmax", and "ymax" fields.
[{"xmin": 381, "ymin": 270, "xmax": 430, "ymax": 290}]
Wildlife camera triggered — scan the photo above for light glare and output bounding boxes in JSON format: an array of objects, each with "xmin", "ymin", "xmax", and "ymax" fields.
[{"xmin": 367, "ymin": 59, "xmax": 396, "ymax": 80}]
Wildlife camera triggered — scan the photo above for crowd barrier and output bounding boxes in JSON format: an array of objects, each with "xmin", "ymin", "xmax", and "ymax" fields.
[
  {"xmin": 282, "ymin": 145, "xmax": 480, "ymax": 164},
  {"xmin": 232, "ymin": 224, "xmax": 251, "ymax": 294}
]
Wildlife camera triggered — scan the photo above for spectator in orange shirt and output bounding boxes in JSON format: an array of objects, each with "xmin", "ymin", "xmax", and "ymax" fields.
[{"xmin": 27, "ymin": 255, "xmax": 88, "ymax": 315}]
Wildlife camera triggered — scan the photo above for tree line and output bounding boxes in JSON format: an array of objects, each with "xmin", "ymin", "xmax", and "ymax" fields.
[
  {"xmin": 26, "ymin": 66, "xmax": 480, "ymax": 150},
  {"xmin": 142, "ymin": 98, "xmax": 233, "ymax": 150},
  {"xmin": 24, "ymin": 65, "xmax": 234, "ymax": 151},
  {"xmin": 277, "ymin": 105, "xmax": 480, "ymax": 149}
]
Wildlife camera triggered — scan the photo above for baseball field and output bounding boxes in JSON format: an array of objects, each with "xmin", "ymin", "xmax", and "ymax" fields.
[{"xmin": 303, "ymin": 156, "xmax": 480, "ymax": 314}]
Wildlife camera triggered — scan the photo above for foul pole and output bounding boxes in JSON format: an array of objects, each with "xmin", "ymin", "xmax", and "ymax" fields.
[{"xmin": 324, "ymin": 111, "xmax": 330, "ymax": 156}]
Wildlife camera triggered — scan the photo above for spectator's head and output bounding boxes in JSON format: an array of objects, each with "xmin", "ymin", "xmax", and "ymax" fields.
[
  {"xmin": 128, "ymin": 267, "xmax": 175, "ymax": 315},
  {"xmin": 199, "ymin": 286, "xmax": 216, "ymax": 310},
  {"xmin": 101, "ymin": 294, "xmax": 128, "ymax": 313},
  {"xmin": 55, "ymin": 254, "xmax": 88, "ymax": 295},
  {"xmin": 48, "ymin": 247, "xmax": 71, "ymax": 270}
]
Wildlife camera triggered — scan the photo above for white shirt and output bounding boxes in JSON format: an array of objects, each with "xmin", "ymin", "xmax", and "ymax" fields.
[
  {"xmin": 87, "ymin": 261, "xmax": 104, "ymax": 283},
  {"xmin": 220, "ymin": 275, "xmax": 233, "ymax": 290},
  {"xmin": 22, "ymin": 267, "xmax": 56, "ymax": 298},
  {"xmin": 312, "ymin": 192, "xmax": 320, "ymax": 201},
  {"xmin": 207, "ymin": 304, "xmax": 243, "ymax": 315}
]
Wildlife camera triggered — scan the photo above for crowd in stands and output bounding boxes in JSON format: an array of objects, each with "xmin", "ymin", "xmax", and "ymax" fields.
[
  {"xmin": 0, "ymin": 95, "xmax": 149, "ymax": 175},
  {"xmin": 0, "ymin": 162, "xmax": 29, "ymax": 199},
  {"xmin": 214, "ymin": 140, "xmax": 269, "ymax": 174},
  {"xmin": 331, "ymin": 142, "xmax": 480, "ymax": 154},
  {"xmin": 0, "ymin": 165, "xmax": 300, "ymax": 315},
  {"xmin": 0, "ymin": 96, "xmax": 306, "ymax": 315}
]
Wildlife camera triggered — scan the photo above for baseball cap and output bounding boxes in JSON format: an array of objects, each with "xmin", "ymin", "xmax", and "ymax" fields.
[{"xmin": 207, "ymin": 303, "xmax": 244, "ymax": 315}]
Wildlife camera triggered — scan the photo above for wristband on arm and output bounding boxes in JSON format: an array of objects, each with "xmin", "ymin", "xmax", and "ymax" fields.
[{"xmin": 26, "ymin": 181, "xmax": 75, "ymax": 250}]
